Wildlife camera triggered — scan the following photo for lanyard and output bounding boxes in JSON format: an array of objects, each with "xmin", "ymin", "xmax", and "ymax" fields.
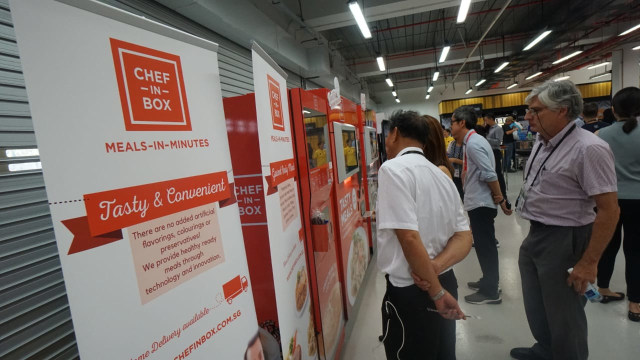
[
  {"xmin": 401, "ymin": 150, "xmax": 424, "ymax": 156},
  {"xmin": 524, "ymin": 124, "xmax": 576, "ymax": 186}
]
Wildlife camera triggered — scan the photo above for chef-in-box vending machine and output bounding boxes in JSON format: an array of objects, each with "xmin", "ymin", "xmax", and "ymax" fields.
[
  {"xmin": 289, "ymin": 89, "xmax": 346, "ymax": 360},
  {"xmin": 307, "ymin": 90, "xmax": 371, "ymax": 320},
  {"xmin": 358, "ymin": 109, "xmax": 380, "ymax": 253}
]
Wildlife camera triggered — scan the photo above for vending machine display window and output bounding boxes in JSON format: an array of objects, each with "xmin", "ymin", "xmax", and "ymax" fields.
[
  {"xmin": 333, "ymin": 122, "xmax": 360, "ymax": 183},
  {"xmin": 304, "ymin": 108, "xmax": 329, "ymax": 170},
  {"xmin": 364, "ymin": 126, "xmax": 378, "ymax": 166}
]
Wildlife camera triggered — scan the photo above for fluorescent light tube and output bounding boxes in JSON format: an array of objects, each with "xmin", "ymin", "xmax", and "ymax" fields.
[
  {"xmin": 552, "ymin": 51, "xmax": 583, "ymax": 64},
  {"xmin": 587, "ymin": 62, "xmax": 610, "ymax": 70},
  {"xmin": 426, "ymin": 94, "xmax": 431, "ymax": 99},
  {"xmin": 376, "ymin": 56, "xmax": 385, "ymax": 71},
  {"xmin": 9, "ymin": 161, "xmax": 42, "ymax": 172},
  {"xmin": 6, "ymin": 148, "xmax": 40, "ymax": 157},
  {"xmin": 302, "ymin": 110, "xmax": 311, "ymax": 114},
  {"xmin": 432, "ymin": 71, "xmax": 440, "ymax": 81},
  {"xmin": 392, "ymin": 90, "xmax": 397, "ymax": 96},
  {"xmin": 427, "ymin": 85, "xmax": 434, "ymax": 93},
  {"xmin": 507, "ymin": 83, "xmax": 518, "ymax": 89},
  {"xmin": 349, "ymin": 1, "xmax": 372, "ymax": 39},
  {"xmin": 525, "ymin": 71, "xmax": 543, "ymax": 80},
  {"xmin": 457, "ymin": 0, "xmax": 472, "ymax": 24},
  {"xmin": 633, "ymin": 45, "xmax": 640, "ymax": 51},
  {"xmin": 395, "ymin": 98, "xmax": 400, "ymax": 103},
  {"xmin": 619, "ymin": 23, "xmax": 640, "ymax": 36},
  {"xmin": 494, "ymin": 62, "xmax": 509, "ymax": 73},
  {"xmin": 475, "ymin": 79, "xmax": 486, "ymax": 87},
  {"xmin": 523, "ymin": 30, "xmax": 552, "ymax": 51},
  {"xmin": 439, "ymin": 45, "xmax": 451, "ymax": 63},
  {"xmin": 386, "ymin": 78, "xmax": 394, "ymax": 87},
  {"xmin": 465, "ymin": 88, "xmax": 473, "ymax": 95},
  {"xmin": 589, "ymin": 72, "xmax": 611, "ymax": 80},
  {"xmin": 554, "ymin": 76, "xmax": 570, "ymax": 81}
]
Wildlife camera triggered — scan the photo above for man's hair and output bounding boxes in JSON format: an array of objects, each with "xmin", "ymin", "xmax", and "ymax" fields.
[
  {"xmin": 452, "ymin": 106, "xmax": 478, "ymax": 130},
  {"xmin": 525, "ymin": 80, "xmax": 583, "ymax": 120},
  {"xmin": 582, "ymin": 102, "xmax": 598, "ymax": 118},
  {"xmin": 484, "ymin": 112, "xmax": 495, "ymax": 120},
  {"xmin": 389, "ymin": 110, "xmax": 429, "ymax": 146}
]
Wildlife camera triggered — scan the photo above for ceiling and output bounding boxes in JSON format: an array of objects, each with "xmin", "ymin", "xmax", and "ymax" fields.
[{"xmin": 265, "ymin": 0, "xmax": 640, "ymax": 103}]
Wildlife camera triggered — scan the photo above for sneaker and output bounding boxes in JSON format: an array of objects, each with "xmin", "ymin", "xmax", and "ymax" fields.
[
  {"xmin": 467, "ymin": 280, "xmax": 502, "ymax": 293},
  {"xmin": 464, "ymin": 291, "xmax": 502, "ymax": 305}
]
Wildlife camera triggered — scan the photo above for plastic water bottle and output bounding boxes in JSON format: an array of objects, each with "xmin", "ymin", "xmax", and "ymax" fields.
[{"xmin": 567, "ymin": 268, "xmax": 602, "ymax": 302}]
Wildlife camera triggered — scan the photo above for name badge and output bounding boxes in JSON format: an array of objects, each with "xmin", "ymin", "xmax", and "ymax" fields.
[
  {"xmin": 515, "ymin": 184, "xmax": 529, "ymax": 214},
  {"xmin": 454, "ymin": 168, "xmax": 460, "ymax": 178}
]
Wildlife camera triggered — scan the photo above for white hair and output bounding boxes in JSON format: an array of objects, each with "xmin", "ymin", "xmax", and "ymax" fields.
[{"xmin": 525, "ymin": 80, "xmax": 583, "ymax": 119}]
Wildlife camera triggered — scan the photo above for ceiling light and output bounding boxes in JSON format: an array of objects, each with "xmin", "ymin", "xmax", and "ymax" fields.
[
  {"xmin": 619, "ymin": 23, "xmax": 640, "ymax": 36},
  {"xmin": 587, "ymin": 62, "xmax": 610, "ymax": 70},
  {"xmin": 392, "ymin": 90, "xmax": 397, "ymax": 97},
  {"xmin": 457, "ymin": 0, "xmax": 472, "ymax": 23},
  {"xmin": 523, "ymin": 30, "xmax": 552, "ymax": 51},
  {"xmin": 5, "ymin": 148, "xmax": 39, "ymax": 157},
  {"xmin": 432, "ymin": 70, "xmax": 440, "ymax": 81},
  {"xmin": 525, "ymin": 71, "xmax": 543, "ymax": 80},
  {"xmin": 494, "ymin": 62, "xmax": 509, "ymax": 73},
  {"xmin": 589, "ymin": 71, "xmax": 611, "ymax": 80},
  {"xmin": 427, "ymin": 84, "xmax": 434, "ymax": 93},
  {"xmin": 475, "ymin": 79, "xmax": 486, "ymax": 87},
  {"xmin": 426, "ymin": 94, "xmax": 431, "ymax": 99},
  {"xmin": 386, "ymin": 78, "xmax": 393, "ymax": 87},
  {"xmin": 348, "ymin": 1, "xmax": 372, "ymax": 39},
  {"xmin": 395, "ymin": 98, "xmax": 400, "ymax": 103},
  {"xmin": 507, "ymin": 83, "xmax": 518, "ymax": 89},
  {"xmin": 439, "ymin": 45, "xmax": 451, "ymax": 63},
  {"xmin": 465, "ymin": 88, "xmax": 473, "ymax": 95},
  {"xmin": 552, "ymin": 50, "xmax": 583, "ymax": 65},
  {"xmin": 632, "ymin": 45, "xmax": 640, "ymax": 51},
  {"xmin": 376, "ymin": 56, "xmax": 386, "ymax": 71},
  {"xmin": 302, "ymin": 110, "xmax": 311, "ymax": 114},
  {"xmin": 554, "ymin": 76, "xmax": 570, "ymax": 81}
]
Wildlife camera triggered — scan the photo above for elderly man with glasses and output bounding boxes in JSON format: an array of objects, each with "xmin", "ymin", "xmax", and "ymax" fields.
[{"xmin": 510, "ymin": 80, "xmax": 619, "ymax": 360}]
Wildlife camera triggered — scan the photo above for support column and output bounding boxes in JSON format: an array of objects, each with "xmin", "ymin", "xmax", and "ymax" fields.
[{"xmin": 611, "ymin": 42, "xmax": 640, "ymax": 95}]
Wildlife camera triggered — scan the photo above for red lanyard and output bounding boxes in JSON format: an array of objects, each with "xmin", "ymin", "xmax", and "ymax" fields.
[{"xmin": 462, "ymin": 130, "xmax": 476, "ymax": 174}]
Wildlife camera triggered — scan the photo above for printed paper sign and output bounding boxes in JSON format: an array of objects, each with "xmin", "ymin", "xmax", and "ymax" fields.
[
  {"xmin": 11, "ymin": 1, "xmax": 258, "ymax": 359},
  {"xmin": 111, "ymin": 38, "xmax": 191, "ymax": 131},
  {"xmin": 268, "ymin": 74, "xmax": 285, "ymax": 131}
]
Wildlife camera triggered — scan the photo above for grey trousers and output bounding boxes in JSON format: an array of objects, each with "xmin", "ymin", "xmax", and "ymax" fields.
[{"xmin": 518, "ymin": 221, "xmax": 592, "ymax": 360}]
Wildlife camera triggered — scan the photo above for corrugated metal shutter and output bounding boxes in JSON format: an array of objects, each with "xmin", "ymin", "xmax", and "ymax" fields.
[
  {"xmin": 0, "ymin": 0, "xmax": 80, "ymax": 358},
  {"xmin": 0, "ymin": 0, "xmax": 303, "ymax": 359}
]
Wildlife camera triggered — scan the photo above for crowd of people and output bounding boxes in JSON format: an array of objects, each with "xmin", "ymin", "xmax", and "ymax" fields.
[{"xmin": 376, "ymin": 80, "xmax": 640, "ymax": 360}]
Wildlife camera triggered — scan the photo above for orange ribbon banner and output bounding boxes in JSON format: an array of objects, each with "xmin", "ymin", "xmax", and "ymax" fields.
[{"xmin": 265, "ymin": 158, "xmax": 296, "ymax": 195}]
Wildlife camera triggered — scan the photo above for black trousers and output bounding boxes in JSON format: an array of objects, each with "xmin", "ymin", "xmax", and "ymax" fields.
[
  {"xmin": 381, "ymin": 270, "xmax": 458, "ymax": 360},
  {"xmin": 452, "ymin": 176, "xmax": 464, "ymax": 202},
  {"xmin": 492, "ymin": 149, "xmax": 507, "ymax": 200},
  {"xmin": 597, "ymin": 199, "xmax": 640, "ymax": 302},
  {"xmin": 468, "ymin": 207, "xmax": 499, "ymax": 296}
]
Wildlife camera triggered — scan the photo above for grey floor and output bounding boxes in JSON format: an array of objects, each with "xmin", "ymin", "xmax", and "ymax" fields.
[{"xmin": 342, "ymin": 171, "xmax": 640, "ymax": 359}]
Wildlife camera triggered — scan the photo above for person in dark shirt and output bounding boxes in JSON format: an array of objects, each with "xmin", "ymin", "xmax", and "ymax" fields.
[
  {"xmin": 602, "ymin": 108, "xmax": 616, "ymax": 125},
  {"xmin": 502, "ymin": 116, "xmax": 517, "ymax": 172},
  {"xmin": 582, "ymin": 102, "xmax": 610, "ymax": 133}
]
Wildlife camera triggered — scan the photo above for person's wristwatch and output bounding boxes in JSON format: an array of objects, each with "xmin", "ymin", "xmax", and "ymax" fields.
[
  {"xmin": 498, "ymin": 198, "xmax": 506, "ymax": 205},
  {"xmin": 431, "ymin": 289, "xmax": 446, "ymax": 301}
]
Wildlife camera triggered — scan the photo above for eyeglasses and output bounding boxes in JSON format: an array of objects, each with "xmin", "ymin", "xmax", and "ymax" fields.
[{"xmin": 525, "ymin": 107, "xmax": 546, "ymax": 117}]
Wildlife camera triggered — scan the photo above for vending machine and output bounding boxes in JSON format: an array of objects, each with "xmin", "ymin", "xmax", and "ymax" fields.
[
  {"xmin": 289, "ymin": 89, "xmax": 346, "ymax": 360},
  {"xmin": 307, "ymin": 89, "xmax": 370, "ymax": 319},
  {"xmin": 358, "ymin": 108, "xmax": 380, "ymax": 253}
]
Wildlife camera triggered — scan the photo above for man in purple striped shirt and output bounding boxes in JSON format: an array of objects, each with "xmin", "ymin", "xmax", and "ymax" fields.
[{"xmin": 510, "ymin": 80, "xmax": 619, "ymax": 360}]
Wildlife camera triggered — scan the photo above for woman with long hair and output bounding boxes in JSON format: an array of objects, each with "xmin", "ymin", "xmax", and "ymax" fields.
[
  {"xmin": 422, "ymin": 115, "xmax": 455, "ymax": 178},
  {"xmin": 596, "ymin": 86, "xmax": 640, "ymax": 322}
]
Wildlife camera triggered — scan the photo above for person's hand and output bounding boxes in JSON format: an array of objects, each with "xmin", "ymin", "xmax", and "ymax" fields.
[
  {"xmin": 433, "ymin": 291, "xmax": 466, "ymax": 320},
  {"xmin": 567, "ymin": 260, "xmax": 597, "ymax": 295},
  {"xmin": 492, "ymin": 194, "xmax": 503, "ymax": 204},
  {"xmin": 500, "ymin": 200, "xmax": 512, "ymax": 215}
]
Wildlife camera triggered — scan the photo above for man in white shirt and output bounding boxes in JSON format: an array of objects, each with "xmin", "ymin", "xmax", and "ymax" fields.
[{"xmin": 378, "ymin": 110, "xmax": 472, "ymax": 359}]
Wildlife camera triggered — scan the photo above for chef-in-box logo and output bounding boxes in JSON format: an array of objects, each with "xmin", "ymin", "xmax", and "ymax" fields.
[
  {"xmin": 267, "ymin": 74, "xmax": 284, "ymax": 131},
  {"xmin": 110, "ymin": 38, "xmax": 191, "ymax": 131}
]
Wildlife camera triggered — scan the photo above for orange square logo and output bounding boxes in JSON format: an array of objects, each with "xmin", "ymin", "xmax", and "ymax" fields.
[
  {"xmin": 267, "ymin": 74, "xmax": 284, "ymax": 131},
  {"xmin": 110, "ymin": 38, "xmax": 191, "ymax": 131}
]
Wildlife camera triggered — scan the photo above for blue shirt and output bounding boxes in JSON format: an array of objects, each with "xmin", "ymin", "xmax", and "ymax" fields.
[
  {"xmin": 597, "ymin": 121, "xmax": 640, "ymax": 199},
  {"xmin": 463, "ymin": 131, "xmax": 497, "ymax": 211}
]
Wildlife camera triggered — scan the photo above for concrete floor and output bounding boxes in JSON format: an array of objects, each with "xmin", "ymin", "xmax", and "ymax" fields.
[{"xmin": 341, "ymin": 171, "xmax": 640, "ymax": 359}]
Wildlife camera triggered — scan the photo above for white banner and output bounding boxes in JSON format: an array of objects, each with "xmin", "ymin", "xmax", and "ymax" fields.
[
  {"xmin": 11, "ymin": 0, "xmax": 259, "ymax": 359},
  {"xmin": 251, "ymin": 43, "xmax": 318, "ymax": 360}
]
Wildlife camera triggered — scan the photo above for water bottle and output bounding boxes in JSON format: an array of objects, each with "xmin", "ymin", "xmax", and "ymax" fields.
[{"xmin": 567, "ymin": 268, "xmax": 602, "ymax": 302}]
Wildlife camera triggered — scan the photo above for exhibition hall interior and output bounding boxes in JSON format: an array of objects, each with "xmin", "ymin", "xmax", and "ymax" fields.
[{"xmin": 1, "ymin": 0, "xmax": 639, "ymax": 359}]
